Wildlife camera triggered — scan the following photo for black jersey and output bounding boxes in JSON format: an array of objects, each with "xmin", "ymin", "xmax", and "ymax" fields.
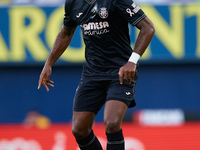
[{"xmin": 63, "ymin": 0, "xmax": 146, "ymax": 79}]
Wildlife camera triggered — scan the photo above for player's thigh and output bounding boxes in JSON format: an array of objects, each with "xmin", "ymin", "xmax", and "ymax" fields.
[
  {"xmin": 72, "ymin": 111, "xmax": 96, "ymax": 139},
  {"xmin": 104, "ymin": 100, "xmax": 128, "ymax": 132},
  {"xmin": 104, "ymin": 80, "xmax": 136, "ymax": 132}
]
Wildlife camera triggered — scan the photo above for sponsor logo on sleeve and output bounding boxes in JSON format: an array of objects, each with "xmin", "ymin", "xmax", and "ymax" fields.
[{"xmin": 126, "ymin": 2, "xmax": 140, "ymax": 17}]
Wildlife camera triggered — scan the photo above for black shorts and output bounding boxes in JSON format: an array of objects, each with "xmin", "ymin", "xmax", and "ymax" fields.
[{"xmin": 73, "ymin": 75, "xmax": 137, "ymax": 114}]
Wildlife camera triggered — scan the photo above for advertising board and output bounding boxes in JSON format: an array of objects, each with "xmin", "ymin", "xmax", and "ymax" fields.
[
  {"xmin": 0, "ymin": 123, "xmax": 199, "ymax": 150},
  {"xmin": 0, "ymin": 4, "xmax": 200, "ymax": 65}
]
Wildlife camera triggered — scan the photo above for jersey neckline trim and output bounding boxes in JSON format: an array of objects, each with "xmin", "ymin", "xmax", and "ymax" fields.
[{"xmin": 85, "ymin": 0, "xmax": 96, "ymax": 4}]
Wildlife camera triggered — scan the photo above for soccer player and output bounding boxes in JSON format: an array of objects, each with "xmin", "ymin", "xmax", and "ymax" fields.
[{"xmin": 38, "ymin": 0, "xmax": 155, "ymax": 149}]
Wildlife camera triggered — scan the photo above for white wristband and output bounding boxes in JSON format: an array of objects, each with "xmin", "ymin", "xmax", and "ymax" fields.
[{"xmin": 128, "ymin": 52, "xmax": 141, "ymax": 64}]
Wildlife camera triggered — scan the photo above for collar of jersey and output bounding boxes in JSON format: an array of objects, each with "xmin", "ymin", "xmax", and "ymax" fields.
[{"xmin": 85, "ymin": 0, "xmax": 96, "ymax": 4}]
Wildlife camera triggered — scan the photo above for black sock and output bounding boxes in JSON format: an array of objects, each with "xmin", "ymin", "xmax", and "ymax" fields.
[
  {"xmin": 76, "ymin": 130, "xmax": 103, "ymax": 150},
  {"xmin": 106, "ymin": 129, "xmax": 124, "ymax": 150}
]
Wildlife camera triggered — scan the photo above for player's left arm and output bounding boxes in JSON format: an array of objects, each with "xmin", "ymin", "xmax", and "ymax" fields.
[
  {"xmin": 133, "ymin": 16, "xmax": 155, "ymax": 56},
  {"xmin": 118, "ymin": 17, "xmax": 155, "ymax": 84}
]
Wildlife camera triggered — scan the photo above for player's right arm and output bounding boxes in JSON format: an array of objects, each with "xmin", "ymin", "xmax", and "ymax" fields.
[{"xmin": 38, "ymin": 26, "xmax": 77, "ymax": 91}]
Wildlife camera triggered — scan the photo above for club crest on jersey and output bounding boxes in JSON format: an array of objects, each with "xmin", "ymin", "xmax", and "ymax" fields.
[{"xmin": 99, "ymin": 7, "xmax": 108, "ymax": 19}]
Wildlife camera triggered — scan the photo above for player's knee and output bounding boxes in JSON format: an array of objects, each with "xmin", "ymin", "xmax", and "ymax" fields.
[
  {"xmin": 72, "ymin": 126, "xmax": 90, "ymax": 139},
  {"xmin": 104, "ymin": 119, "xmax": 121, "ymax": 133}
]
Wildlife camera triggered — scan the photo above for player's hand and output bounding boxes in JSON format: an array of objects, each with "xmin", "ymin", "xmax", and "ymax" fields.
[
  {"xmin": 38, "ymin": 65, "xmax": 54, "ymax": 92},
  {"xmin": 118, "ymin": 61, "xmax": 137, "ymax": 84}
]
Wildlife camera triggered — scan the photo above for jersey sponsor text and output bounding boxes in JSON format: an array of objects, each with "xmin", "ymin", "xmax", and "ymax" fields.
[{"xmin": 80, "ymin": 21, "xmax": 110, "ymax": 35}]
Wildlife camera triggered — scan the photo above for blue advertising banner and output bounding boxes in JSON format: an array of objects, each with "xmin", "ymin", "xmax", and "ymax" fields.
[{"xmin": 0, "ymin": 4, "xmax": 200, "ymax": 65}]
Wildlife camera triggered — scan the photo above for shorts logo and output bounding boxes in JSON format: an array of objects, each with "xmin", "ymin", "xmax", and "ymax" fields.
[
  {"xmin": 126, "ymin": 92, "xmax": 131, "ymax": 95},
  {"xmin": 99, "ymin": 7, "xmax": 108, "ymax": 19}
]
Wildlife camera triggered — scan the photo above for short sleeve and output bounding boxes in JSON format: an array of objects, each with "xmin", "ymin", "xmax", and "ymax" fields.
[
  {"xmin": 116, "ymin": 0, "xmax": 146, "ymax": 26},
  {"xmin": 63, "ymin": 1, "xmax": 77, "ymax": 29}
]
